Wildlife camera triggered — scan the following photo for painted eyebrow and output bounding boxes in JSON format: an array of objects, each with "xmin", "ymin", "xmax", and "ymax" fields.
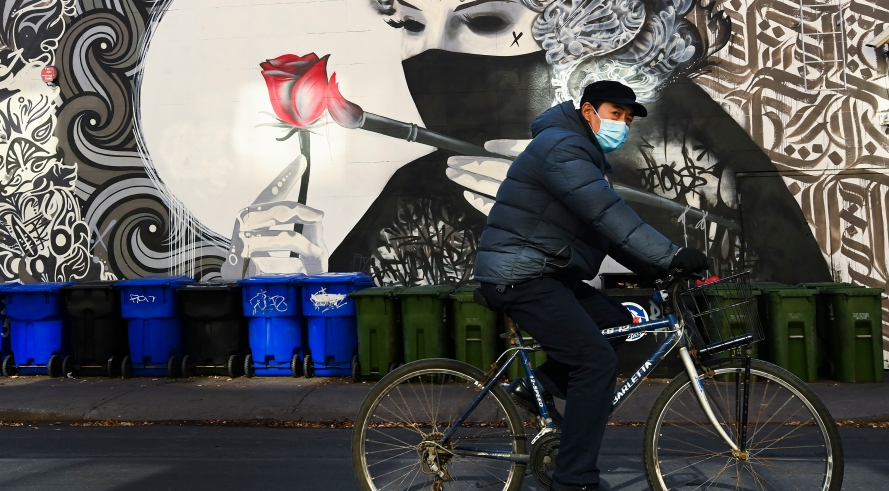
[
  {"xmin": 454, "ymin": 0, "xmax": 515, "ymax": 12},
  {"xmin": 397, "ymin": 0, "xmax": 422, "ymax": 10}
]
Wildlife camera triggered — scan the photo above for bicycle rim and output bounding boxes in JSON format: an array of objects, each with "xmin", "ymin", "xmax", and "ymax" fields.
[
  {"xmin": 645, "ymin": 359, "xmax": 842, "ymax": 491},
  {"xmin": 352, "ymin": 359, "xmax": 527, "ymax": 491}
]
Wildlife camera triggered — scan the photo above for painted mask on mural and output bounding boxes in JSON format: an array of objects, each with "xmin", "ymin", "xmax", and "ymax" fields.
[{"xmin": 401, "ymin": 50, "xmax": 554, "ymax": 145}]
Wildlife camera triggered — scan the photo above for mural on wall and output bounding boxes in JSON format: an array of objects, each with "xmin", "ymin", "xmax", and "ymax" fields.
[
  {"xmin": 49, "ymin": 0, "xmax": 228, "ymax": 281},
  {"xmin": 1, "ymin": 0, "xmax": 886, "ymax": 304},
  {"xmin": 0, "ymin": 0, "xmax": 111, "ymax": 282}
]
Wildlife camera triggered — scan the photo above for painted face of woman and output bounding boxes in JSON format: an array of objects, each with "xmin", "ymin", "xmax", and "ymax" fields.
[{"xmin": 390, "ymin": 0, "xmax": 542, "ymax": 59}]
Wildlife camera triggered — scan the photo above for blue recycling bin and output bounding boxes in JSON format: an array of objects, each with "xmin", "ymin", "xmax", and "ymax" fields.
[
  {"xmin": 0, "ymin": 282, "xmax": 20, "ymax": 372},
  {"xmin": 239, "ymin": 274, "xmax": 306, "ymax": 377},
  {"xmin": 117, "ymin": 276, "xmax": 194, "ymax": 377},
  {"xmin": 2, "ymin": 282, "xmax": 73, "ymax": 377},
  {"xmin": 301, "ymin": 272, "xmax": 375, "ymax": 378}
]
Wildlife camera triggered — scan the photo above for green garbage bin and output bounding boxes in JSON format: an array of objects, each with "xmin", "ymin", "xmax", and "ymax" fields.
[
  {"xmin": 350, "ymin": 286, "xmax": 402, "ymax": 381},
  {"xmin": 754, "ymin": 284, "xmax": 819, "ymax": 382},
  {"xmin": 399, "ymin": 285, "xmax": 455, "ymax": 362},
  {"xmin": 807, "ymin": 285, "xmax": 884, "ymax": 383},
  {"xmin": 450, "ymin": 288, "xmax": 498, "ymax": 372}
]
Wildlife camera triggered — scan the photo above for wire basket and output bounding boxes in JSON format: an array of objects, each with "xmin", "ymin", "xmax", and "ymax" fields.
[{"xmin": 679, "ymin": 271, "xmax": 763, "ymax": 355}]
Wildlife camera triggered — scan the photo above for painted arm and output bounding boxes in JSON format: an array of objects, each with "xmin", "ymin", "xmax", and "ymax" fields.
[{"xmin": 220, "ymin": 155, "xmax": 328, "ymax": 279}]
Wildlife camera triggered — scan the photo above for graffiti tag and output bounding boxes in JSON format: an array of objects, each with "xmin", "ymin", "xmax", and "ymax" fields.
[
  {"xmin": 310, "ymin": 287, "xmax": 347, "ymax": 313},
  {"xmin": 129, "ymin": 294, "xmax": 156, "ymax": 303},
  {"xmin": 249, "ymin": 290, "xmax": 288, "ymax": 314}
]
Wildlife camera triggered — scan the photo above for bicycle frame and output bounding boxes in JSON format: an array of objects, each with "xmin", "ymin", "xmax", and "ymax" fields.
[{"xmin": 441, "ymin": 287, "xmax": 741, "ymax": 461}]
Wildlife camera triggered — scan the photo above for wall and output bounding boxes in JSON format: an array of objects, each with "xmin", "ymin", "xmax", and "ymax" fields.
[{"xmin": 1, "ymin": 0, "xmax": 887, "ymax": 361}]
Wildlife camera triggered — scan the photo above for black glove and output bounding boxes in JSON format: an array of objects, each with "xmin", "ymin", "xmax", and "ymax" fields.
[{"xmin": 670, "ymin": 247, "xmax": 708, "ymax": 273}]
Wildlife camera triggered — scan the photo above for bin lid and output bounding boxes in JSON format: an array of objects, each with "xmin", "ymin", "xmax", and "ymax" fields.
[
  {"xmin": 6, "ymin": 281, "xmax": 74, "ymax": 293},
  {"xmin": 348, "ymin": 286, "xmax": 402, "ymax": 297},
  {"xmin": 752, "ymin": 283, "xmax": 803, "ymax": 296},
  {"xmin": 815, "ymin": 286, "xmax": 886, "ymax": 297},
  {"xmin": 751, "ymin": 282, "xmax": 793, "ymax": 290},
  {"xmin": 117, "ymin": 275, "xmax": 195, "ymax": 287},
  {"xmin": 0, "ymin": 281, "xmax": 22, "ymax": 291},
  {"xmin": 238, "ymin": 273, "xmax": 307, "ymax": 285},
  {"xmin": 771, "ymin": 288, "xmax": 817, "ymax": 298},
  {"xmin": 398, "ymin": 285, "xmax": 456, "ymax": 297},
  {"xmin": 61, "ymin": 280, "xmax": 120, "ymax": 290},
  {"xmin": 181, "ymin": 280, "xmax": 241, "ymax": 291},
  {"xmin": 600, "ymin": 287, "xmax": 656, "ymax": 298},
  {"xmin": 302, "ymin": 272, "xmax": 375, "ymax": 285},
  {"xmin": 798, "ymin": 282, "xmax": 853, "ymax": 290},
  {"xmin": 699, "ymin": 284, "xmax": 759, "ymax": 299},
  {"xmin": 450, "ymin": 286, "xmax": 484, "ymax": 302}
]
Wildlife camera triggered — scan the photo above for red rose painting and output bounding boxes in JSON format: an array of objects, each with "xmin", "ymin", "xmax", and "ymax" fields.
[
  {"xmin": 260, "ymin": 53, "xmax": 362, "ymax": 130},
  {"xmin": 260, "ymin": 53, "xmax": 331, "ymax": 128}
]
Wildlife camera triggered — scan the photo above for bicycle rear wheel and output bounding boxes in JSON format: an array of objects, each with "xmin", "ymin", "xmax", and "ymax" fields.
[
  {"xmin": 352, "ymin": 358, "xmax": 527, "ymax": 491},
  {"xmin": 643, "ymin": 358, "xmax": 843, "ymax": 491}
]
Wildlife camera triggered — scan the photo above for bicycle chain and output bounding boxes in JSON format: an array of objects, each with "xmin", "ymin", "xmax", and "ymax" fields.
[{"xmin": 450, "ymin": 432, "xmax": 526, "ymax": 440}]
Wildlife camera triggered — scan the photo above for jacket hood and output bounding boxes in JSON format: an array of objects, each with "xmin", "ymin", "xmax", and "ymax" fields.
[
  {"xmin": 531, "ymin": 101, "xmax": 586, "ymax": 138},
  {"xmin": 532, "ymin": 101, "xmax": 611, "ymax": 174}
]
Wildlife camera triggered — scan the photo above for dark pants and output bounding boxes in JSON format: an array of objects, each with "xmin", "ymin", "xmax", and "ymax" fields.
[{"xmin": 480, "ymin": 277, "xmax": 633, "ymax": 486}]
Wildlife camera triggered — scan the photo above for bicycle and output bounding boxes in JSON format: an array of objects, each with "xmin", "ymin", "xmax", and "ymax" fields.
[{"xmin": 351, "ymin": 271, "xmax": 844, "ymax": 491}]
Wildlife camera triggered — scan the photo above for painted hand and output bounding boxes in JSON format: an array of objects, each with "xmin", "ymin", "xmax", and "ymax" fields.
[
  {"xmin": 445, "ymin": 139, "xmax": 529, "ymax": 215},
  {"xmin": 221, "ymin": 155, "xmax": 329, "ymax": 279}
]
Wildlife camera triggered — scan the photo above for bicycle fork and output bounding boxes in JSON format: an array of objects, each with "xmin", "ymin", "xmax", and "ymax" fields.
[{"xmin": 678, "ymin": 347, "xmax": 741, "ymax": 453}]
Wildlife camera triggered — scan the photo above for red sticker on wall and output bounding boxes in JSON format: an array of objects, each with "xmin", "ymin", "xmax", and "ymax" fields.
[{"xmin": 41, "ymin": 66, "xmax": 57, "ymax": 82}]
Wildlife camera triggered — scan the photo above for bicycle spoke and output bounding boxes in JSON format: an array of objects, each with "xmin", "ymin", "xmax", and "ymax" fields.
[
  {"xmin": 354, "ymin": 361, "xmax": 526, "ymax": 491},
  {"xmin": 645, "ymin": 361, "xmax": 840, "ymax": 491}
]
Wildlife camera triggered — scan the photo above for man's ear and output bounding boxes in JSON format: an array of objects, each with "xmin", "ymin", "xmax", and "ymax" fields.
[{"xmin": 580, "ymin": 102, "xmax": 597, "ymax": 128}]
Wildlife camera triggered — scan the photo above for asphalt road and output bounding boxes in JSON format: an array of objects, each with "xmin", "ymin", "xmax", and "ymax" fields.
[{"xmin": 0, "ymin": 426, "xmax": 886, "ymax": 490}]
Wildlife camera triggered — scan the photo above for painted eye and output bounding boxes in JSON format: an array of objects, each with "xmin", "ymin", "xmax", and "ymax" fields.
[
  {"xmin": 403, "ymin": 18, "xmax": 425, "ymax": 33},
  {"xmin": 463, "ymin": 14, "xmax": 509, "ymax": 34}
]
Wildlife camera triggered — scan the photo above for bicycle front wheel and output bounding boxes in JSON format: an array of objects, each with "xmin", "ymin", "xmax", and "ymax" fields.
[
  {"xmin": 644, "ymin": 358, "xmax": 843, "ymax": 491},
  {"xmin": 352, "ymin": 358, "xmax": 527, "ymax": 491}
]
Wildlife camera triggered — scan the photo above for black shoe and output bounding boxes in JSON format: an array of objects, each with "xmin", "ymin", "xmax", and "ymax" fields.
[{"xmin": 507, "ymin": 377, "xmax": 562, "ymax": 426}]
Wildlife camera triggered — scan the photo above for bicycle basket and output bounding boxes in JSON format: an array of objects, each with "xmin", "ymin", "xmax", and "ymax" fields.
[{"xmin": 679, "ymin": 271, "xmax": 763, "ymax": 355}]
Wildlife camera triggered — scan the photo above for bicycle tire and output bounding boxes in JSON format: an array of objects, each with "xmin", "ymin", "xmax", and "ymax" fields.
[
  {"xmin": 643, "ymin": 357, "xmax": 843, "ymax": 491},
  {"xmin": 352, "ymin": 358, "xmax": 527, "ymax": 491}
]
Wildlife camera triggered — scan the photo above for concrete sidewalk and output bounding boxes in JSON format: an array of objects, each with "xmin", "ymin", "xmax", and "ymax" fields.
[{"xmin": 1, "ymin": 373, "xmax": 887, "ymax": 425}]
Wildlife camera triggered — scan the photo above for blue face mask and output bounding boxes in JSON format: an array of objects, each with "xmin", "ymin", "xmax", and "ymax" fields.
[{"xmin": 590, "ymin": 107, "xmax": 629, "ymax": 153}]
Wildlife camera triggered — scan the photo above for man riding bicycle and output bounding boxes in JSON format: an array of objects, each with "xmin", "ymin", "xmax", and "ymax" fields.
[{"xmin": 473, "ymin": 80, "xmax": 708, "ymax": 491}]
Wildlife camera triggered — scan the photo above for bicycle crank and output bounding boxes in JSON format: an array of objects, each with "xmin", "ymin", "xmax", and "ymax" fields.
[{"xmin": 530, "ymin": 432, "xmax": 561, "ymax": 489}]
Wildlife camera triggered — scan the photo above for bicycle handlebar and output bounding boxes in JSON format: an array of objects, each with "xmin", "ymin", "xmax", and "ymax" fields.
[{"xmin": 654, "ymin": 268, "xmax": 704, "ymax": 291}]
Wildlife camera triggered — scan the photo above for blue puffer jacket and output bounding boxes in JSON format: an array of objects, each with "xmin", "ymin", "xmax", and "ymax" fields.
[{"xmin": 473, "ymin": 101, "xmax": 679, "ymax": 285}]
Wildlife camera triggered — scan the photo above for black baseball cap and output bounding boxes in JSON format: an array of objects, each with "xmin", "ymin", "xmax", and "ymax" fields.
[{"xmin": 580, "ymin": 80, "xmax": 647, "ymax": 117}]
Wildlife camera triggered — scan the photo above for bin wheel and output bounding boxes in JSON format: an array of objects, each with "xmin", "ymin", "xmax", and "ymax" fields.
[
  {"xmin": 2, "ymin": 355, "xmax": 15, "ymax": 377},
  {"xmin": 226, "ymin": 355, "xmax": 240, "ymax": 378},
  {"xmin": 62, "ymin": 355, "xmax": 75, "ymax": 377},
  {"xmin": 387, "ymin": 362, "xmax": 398, "ymax": 374},
  {"xmin": 181, "ymin": 355, "xmax": 197, "ymax": 378},
  {"xmin": 290, "ymin": 354, "xmax": 303, "ymax": 378},
  {"xmin": 48, "ymin": 354, "xmax": 63, "ymax": 378},
  {"xmin": 351, "ymin": 355, "xmax": 361, "ymax": 383},
  {"xmin": 243, "ymin": 354, "xmax": 255, "ymax": 378},
  {"xmin": 107, "ymin": 356, "xmax": 121, "ymax": 378},
  {"xmin": 167, "ymin": 355, "xmax": 181, "ymax": 379},
  {"xmin": 303, "ymin": 354, "xmax": 315, "ymax": 379},
  {"xmin": 121, "ymin": 356, "xmax": 133, "ymax": 379}
]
